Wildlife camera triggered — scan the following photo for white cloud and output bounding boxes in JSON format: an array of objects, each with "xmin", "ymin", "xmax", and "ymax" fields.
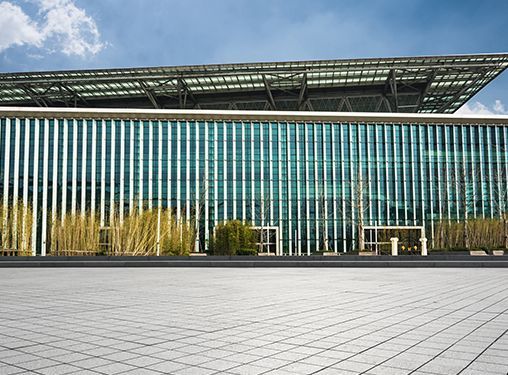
[
  {"xmin": 0, "ymin": 0, "xmax": 104, "ymax": 57},
  {"xmin": 0, "ymin": 2, "xmax": 43, "ymax": 51},
  {"xmin": 457, "ymin": 100, "xmax": 508, "ymax": 115}
]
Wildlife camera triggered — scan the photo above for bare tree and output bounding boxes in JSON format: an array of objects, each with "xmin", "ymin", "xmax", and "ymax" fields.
[
  {"xmin": 255, "ymin": 192, "xmax": 272, "ymax": 253},
  {"xmin": 191, "ymin": 174, "xmax": 209, "ymax": 252},
  {"xmin": 317, "ymin": 182, "xmax": 332, "ymax": 252},
  {"xmin": 492, "ymin": 168, "xmax": 508, "ymax": 249},
  {"xmin": 353, "ymin": 168, "xmax": 369, "ymax": 251}
]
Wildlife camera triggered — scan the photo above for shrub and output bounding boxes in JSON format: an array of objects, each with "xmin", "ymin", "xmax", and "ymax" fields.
[{"xmin": 210, "ymin": 220, "xmax": 256, "ymax": 256}]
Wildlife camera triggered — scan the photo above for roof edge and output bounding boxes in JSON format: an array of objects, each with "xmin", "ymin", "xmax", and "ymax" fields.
[
  {"xmin": 1, "ymin": 107, "xmax": 507, "ymax": 125},
  {"xmin": 2, "ymin": 52, "xmax": 508, "ymax": 76}
]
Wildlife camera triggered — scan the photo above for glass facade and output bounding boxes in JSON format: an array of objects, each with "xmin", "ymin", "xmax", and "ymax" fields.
[{"xmin": 1, "ymin": 112, "xmax": 507, "ymax": 255}]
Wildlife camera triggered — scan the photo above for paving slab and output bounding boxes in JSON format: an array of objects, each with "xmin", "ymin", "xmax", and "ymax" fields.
[{"xmin": 0, "ymin": 268, "xmax": 507, "ymax": 374}]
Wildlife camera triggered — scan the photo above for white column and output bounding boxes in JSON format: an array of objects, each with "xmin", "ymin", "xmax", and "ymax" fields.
[
  {"xmin": 478, "ymin": 125, "xmax": 485, "ymax": 218},
  {"xmin": 12, "ymin": 118, "xmax": 21, "ymax": 222},
  {"xmin": 461, "ymin": 126, "xmax": 468, "ymax": 222},
  {"xmin": 365, "ymin": 124, "xmax": 371, "ymax": 226},
  {"xmin": 340, "ymin": 124, "xmax": 346, "ymax": 251},
  {"xmin": 314, "ymin": 123, "xmax": 319, "ymax": 252},
  {"xmin": 494, "ymin": 126, "xmax": 501, "ymax": 217},
  {"xmin": 452, "ymin": 126, "xmax": 459, "ymax": 219},
  {"xmin": 241, "ymin": 123, "xmax": 246, "ymax": 222},
  {"xmin": 277, "ymin": 123, "xmax": 283, "ymax": 254},
  {"xmin": 195, "ymin": 121, "xmax": 200, "ymax": 252},
  {"xmin": 176, "ymin": 121, "xmax": 181, "ymax": 218},
  {"xmin": 119, "ymin": 120, "xmax": 125, "ymax": 220},
  {"xmin": 31, "ymin": 119, "xmax": 40, "ymax": 256},
  {"xmin": 427, "ymin": 125, "xmax": 435, "ymax": 247},
  {"xmin": 349, "ymin": 124, "xmax": 355, "ymax": 248},
  {"xmin": 410, "ymin": 124, "xmax": 416, "ymax": 225},
  {"xmin": 129, "ymin": 121, "xmax": 135, "ymax": 213},
  {"xmin": 167, "ymin": 121, "xmax": 175, "ymax": 207},
  {"xmin": 419, "ymin": 126, "xmax": 425, "ymax": 226},
  {"xmin": 41, "ymin": 120, "xmax": 49, "ymax": 255},
  {"xmin": 213, "ymin": 121, "xmax": 218, "ymax": 226},
  {"xmin": 12, "ymin": 119, "xmax": 20, "ymax": 251},
  {"xmin": 420, "ymin": 237, "xmax": 428, "ymax": 256},
  {"xmin": 22, "ymin": 119, "xmax": 30, "ymax": 252},
  {"xmin": 90, "ymin": 120, "xmax": 96, "ymax": 217},
  {"xmin": 390, "ymin": 237, "xmax": 398, "ymax": 256},
  {"xmin": 401, "ymin": 124, "xmax": 408, "ymax": 224},
  {"xmin": 204, "ymin": 121, "xmax": 210, "ymax": 250},
  {"xmin": 148, "ymin": 120, "xmax": 153, "ymax": 210},
  {"xmin": 443, "ymin": 124, "xmax": 450, "ymax": 220},
  {"xmin": 71, "ymin": 120, "xmax": 77, "ymax": 215},
  {"xmin": 469, "ymin": 127, "xmax": 477, "ymax": 216},
  {"xmin": 232, "ymin": 123, "xmax": 237, "ymax": 219},
  {"xmin": 304, "ymin": 124, "xmax": 310, "ymax": 254},
  {"xmin": 81, "ymin": 120, "xmax": 87, "ymax": 216},
  {"xmin": 12, "ymin": 118, "xmax": 20, "ymax": 228},
  {"xmin": 287, "ymin": 122, "xmax": 293, "ymax": 254},
  {"xmin": 158, "ymin": 122, "xmax": 163, "ymax": 254},
  {"xmin": 186, "ymin": 121, "xmax": 191, "ymax": 220},
  {"xmin": 393, "ymin": 125, "xmax": 399, "ymax": 224},
  {"xmin": 139, "ymin": 121, "xmax": 144, "ymax": 212},
  {"xmin": 23, "ymin": 119, "xmax": 30, "ymax": 212},
  {"xmin": 62, "ymin": 120, "xmax": 69, "ymax": 220},
  {"xmin": 322, "ymin": 123, "xmax": 329, "ymax": 251},
  {"xmin": 268, "ymin": 123, "xmax": 274, "ymax": 224},
  {"xmin": 260, "ymin": 123, "xmax": 265, "ymax": 232},
  {"xmin": 110, "ymin": 120, "xmax": 116, "ymax": 221},
  {"xmin": 158, "ymin": 122, "xmax": 163, "ymax": 212},
  {"xmin": 52, "ymin": 120, "xmax": 59, "ymax": 222},
  {"xmin": 222, "ymin": 121, "xmax": 227, "ymax": 221},
  {"xmin": 250, "ymin": 122, "xmax": 255, "ymax": 223},
  {"xmin": 296, "ymin": 124, "xmax": 301, "ymax": 256},
  {"xmin": 100, "ymin": 120, "xmax": 106, "ymax": 226},
  {"xmin": 3, "ymin": 118, "xmax": 11, "ymax": 212},
  {"xmin": 486, "ymin": 126, "xmax": 494, "ymax": 218},
  {"xmin": 384, "ymin": 125, "xmax": 389, "ymax": 225},
  {"xmin": 376, "ymin": 125, "xmax": 381, "ymax": 227},
  {"xmin": 331, "ymin": 123, "xmax": 338, "ymax": 253}
]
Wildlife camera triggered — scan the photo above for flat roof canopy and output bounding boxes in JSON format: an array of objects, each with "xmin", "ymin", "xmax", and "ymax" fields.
[{"xmin": 0, "ymin": 53, "xmax": 507, "ymax": 113}]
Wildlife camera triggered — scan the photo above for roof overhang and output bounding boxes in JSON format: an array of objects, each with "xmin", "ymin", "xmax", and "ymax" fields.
[{"xmin": 1, "ymin": 53, "xmax": 507, "ymax": 114}]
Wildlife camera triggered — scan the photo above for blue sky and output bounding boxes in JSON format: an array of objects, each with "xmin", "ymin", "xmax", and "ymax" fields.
[{"xmin": 0, "ymin": 0, "xmax": 507, "ymax": 113}]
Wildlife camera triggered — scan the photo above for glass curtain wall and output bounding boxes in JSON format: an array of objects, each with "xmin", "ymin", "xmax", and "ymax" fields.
[{"xmin": 0, "ymin": 116, "xmax": 507, "ymax": 255}]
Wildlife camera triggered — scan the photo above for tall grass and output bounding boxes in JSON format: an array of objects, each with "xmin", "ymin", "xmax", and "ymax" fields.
[
  {"xmin": 50, "ymin": 212, "xmax": 100, "ymax": 255},
  {"xmin": 110, "ymin": 208, "xmax": 195, "ymax": 256},
  {"xmin": 434, "ymin": 218, "xmax": 506, "ymax": 250},
  {"xmin": 0, "ymin": 200, "xmax": 33, "ymax": 256}
]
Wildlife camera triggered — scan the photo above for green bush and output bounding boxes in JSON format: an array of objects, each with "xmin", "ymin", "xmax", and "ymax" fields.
[{"xmin": 209, "ymin": 220, "xmax": 257, "ymax": 256}]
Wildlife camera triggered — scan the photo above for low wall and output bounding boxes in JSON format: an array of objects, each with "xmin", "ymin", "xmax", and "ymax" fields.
[{"xmin": 0, "ymin": 255, "xmax": 506, "ymax": 267}]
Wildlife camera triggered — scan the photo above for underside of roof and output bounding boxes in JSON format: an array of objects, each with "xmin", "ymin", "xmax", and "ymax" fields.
[{"xmin": 0, "ymin": 53, "xmax": 507, "ymax": 113}]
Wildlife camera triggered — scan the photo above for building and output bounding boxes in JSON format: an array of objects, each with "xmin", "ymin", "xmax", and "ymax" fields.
[{"xmin": 0, "ymin": 53, "xmax": 508, "ymax": 255}]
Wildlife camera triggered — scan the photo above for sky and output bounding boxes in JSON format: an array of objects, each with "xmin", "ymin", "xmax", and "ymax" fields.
[{"xmin": 0, "ymin": 0, "xmax": 507, "ymax": 114}]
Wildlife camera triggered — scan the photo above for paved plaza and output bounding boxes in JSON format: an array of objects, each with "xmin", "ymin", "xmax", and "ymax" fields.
[{"xmin": 0, "ymin": 268, "xmax": 507, "ymax": 375}]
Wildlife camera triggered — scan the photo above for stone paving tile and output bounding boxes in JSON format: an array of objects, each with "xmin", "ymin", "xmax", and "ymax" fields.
[{"xmin": 0, "ymin": 268, "xmax": 507, "ymax": 375}]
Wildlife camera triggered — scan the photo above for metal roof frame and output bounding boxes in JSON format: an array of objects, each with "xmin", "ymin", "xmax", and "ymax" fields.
[{"xmin": 1, "ymin": 53, "xmax": 507, "ymax": 113}]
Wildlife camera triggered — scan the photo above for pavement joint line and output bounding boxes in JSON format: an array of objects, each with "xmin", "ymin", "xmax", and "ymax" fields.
[
  {"xmin": 213, "ymin": 273, "xmax": 502, "ymax": 375},
  {"xmin": 0, "ymin": 269, "xmax": 506, "ymax": 375},
  {"xmin": 259, "ymin": 279, "xmax": 506, "ymax": 375},
  {"xmin": 365, "ymin": 304, "xmax": 508, "ymax": 374}
]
